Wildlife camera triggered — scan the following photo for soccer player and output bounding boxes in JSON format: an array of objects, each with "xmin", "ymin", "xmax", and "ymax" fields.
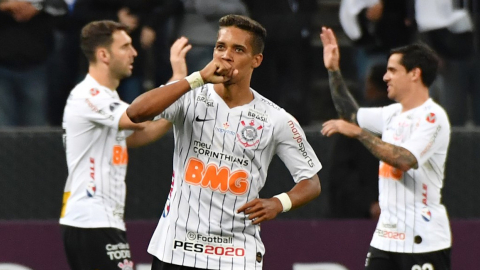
[
  {"xmin": 320, "ymin": 27, "xmax": 452, "ymax": 270},
  {"xmin": 60, "ymin": 20, "xmax": 173, "ymax": 270},
  {"xmin": 127, "ymin": 15, "xmax": 322, "ymax": 269}
]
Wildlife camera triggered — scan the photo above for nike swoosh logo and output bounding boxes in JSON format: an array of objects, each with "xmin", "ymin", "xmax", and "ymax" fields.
[{"xmin": 195, "ymin": 116, "xmax": 214, "ymax": 122}]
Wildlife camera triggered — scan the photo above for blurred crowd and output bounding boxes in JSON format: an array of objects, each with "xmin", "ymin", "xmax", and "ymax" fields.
[{"xmin": 0, "ymin": 0, "xmax": 479, "ymax": 128}]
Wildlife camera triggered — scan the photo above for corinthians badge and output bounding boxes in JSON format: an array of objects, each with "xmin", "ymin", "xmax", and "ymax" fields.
[{"xmin": 237, "ymin": 120, "xmax": 263, "ymax": 147}]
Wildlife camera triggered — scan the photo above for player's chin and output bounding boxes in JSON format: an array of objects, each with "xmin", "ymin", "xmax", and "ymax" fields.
[
  {"xmin": 224, "ymin": 79, "xmax": 235, "ymax": 86},
  {"xmin": 121, "ymin": 70, "xmax": 133, "ymax": 79}
]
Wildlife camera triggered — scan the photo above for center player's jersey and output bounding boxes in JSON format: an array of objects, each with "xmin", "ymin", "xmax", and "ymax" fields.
[
  {"xmin": 60, "ymin": 75, "xmax": 131, "ymax": 231},
  {"xmin": 148, "ymin": 84, "xmax": 322, "ymax": 269},
  {"xmin": 358, "ymin": 98, "xmax": 452, "ymax": 253}
]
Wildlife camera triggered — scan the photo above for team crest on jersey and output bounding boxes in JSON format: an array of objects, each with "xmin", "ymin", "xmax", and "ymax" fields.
[
  {"xmin": 421, "ymin": 206, "xmax": 432, "ymax": 222},
  {"xmin": 117, "ymin": 259, "xmax": 134, "ymax": 270},
  {"xmin": 426, "ymin": 112, "xmax": 436, "ymax": 123},
  {"xmin": 90, "ymin": 88, "xmax": 100, "ymax": 96},
  {"xmin": 237, "ymin": 120, "xmax": 262, "ymax": 147},
  {"xmin": 110, "ymin": 102, "xmax": 121, "ymax": 112},
  {"xmin": 86, "ymin": 181, "xmax": 96, "ymax": 197}
]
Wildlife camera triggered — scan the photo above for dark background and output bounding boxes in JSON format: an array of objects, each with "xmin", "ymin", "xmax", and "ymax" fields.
[{"xmin": 1, "ymin": 127, "xmax": 479, "ymax": 221}]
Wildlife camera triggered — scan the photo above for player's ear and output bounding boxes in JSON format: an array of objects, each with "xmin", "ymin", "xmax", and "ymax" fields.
[
  {"xmin": 252, "ymin": 53, "xmax": 263, "ymax": 68},
  {"xmin": 96, "ymin": 47, "xmax": 110, "ymax": 64},
  {"xmin": 411, "ymin": 67, "xmax": 422, "ymax": 82}
]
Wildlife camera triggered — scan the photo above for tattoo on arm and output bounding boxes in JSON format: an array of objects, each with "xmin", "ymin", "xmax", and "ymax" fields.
[
  {"xmin": 357, "ymin": 129, "xmax": 418, "ymax": 170},
  {"xmin": 328, "ymin": 70, "xmax": 360, "ymax": 123}
]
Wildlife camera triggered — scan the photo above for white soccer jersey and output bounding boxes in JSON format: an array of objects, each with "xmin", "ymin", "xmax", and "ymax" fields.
[
  {"xmin": 358, "ymin": 98, "xmax": 452, "ymax": 253},
  {"xmin": 60, "ymin": 75, "xmax": 131, "ymax": 231},
  {"xmin": 148, "ymin": 84, "xmax": 322, "ymax": 269}
]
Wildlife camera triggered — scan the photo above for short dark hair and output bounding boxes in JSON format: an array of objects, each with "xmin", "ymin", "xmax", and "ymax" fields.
[
  {"xmin": 390, "ymin": 43, "xmax": 439, "ymax": 87},
  {"xmin": 218, "ymin": 14, "xmax": 266, "ymax": 55},
  {"xmin": 80, "ymin": 20, "xmax": 128, "ymax": 63}
]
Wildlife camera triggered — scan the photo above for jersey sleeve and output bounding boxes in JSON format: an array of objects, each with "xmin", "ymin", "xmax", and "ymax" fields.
[
  {"xmin": 274, "ymin": 113, "xmax": 322, "ymax": 183},
  {"xmin": 401, "ymin": 109, "xmax": 450, "ymax": 167},
  {"xmin": 82, "ymin": 93, "xmax": 129, "ymax": 129},
  {"xmin": 357, "ymin": 107, "xmax": 384, "ymax": 135}
]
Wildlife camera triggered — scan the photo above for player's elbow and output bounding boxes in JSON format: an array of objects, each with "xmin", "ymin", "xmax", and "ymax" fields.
[
  {"xmin": 310, "ymin": 174, "xmax": 321, "ymax": 198},
  {"xmin": 126, "ymin": 105, "xmax": 147, "ymax": 123}
]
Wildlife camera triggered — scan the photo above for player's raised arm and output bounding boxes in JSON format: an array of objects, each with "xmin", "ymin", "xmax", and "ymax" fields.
[
  {"xmin": 237, "ymin": 174, "xmax": 321, "ymax": 225},
  {"xmin": 126, "ymin": 59, "xmax": 237, "ymax": 123},
  {"xmin": 321, "ymin": 27, "xmax": 359, "ymax": 123}
]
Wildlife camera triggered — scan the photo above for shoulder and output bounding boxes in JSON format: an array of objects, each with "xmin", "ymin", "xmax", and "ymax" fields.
[
  {"xmin": 420, "ymin": 99, "xmax": 450, "ymax": 127},
  {"xmin": 70, "ymin": 78, "xmax": 103, "ymax": 99}
]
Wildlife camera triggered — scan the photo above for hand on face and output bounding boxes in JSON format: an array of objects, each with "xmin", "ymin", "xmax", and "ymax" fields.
[
  {"xmin": 199, "ymin": 59, "xmax": 238, "ymax": 84},
  {"xmin": 320, "ymin": 27, "xmax": 340, "ymax": 71}
]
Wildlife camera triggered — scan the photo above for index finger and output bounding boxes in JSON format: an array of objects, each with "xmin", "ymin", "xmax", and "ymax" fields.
[{"xmin": 237, "ymin": 200, "xmax": 255, "ymax": 213}]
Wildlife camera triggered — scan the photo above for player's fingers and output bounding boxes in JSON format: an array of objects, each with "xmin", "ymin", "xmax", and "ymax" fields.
[
  {"xmin": 237, "ymin": 199, "xmax": 257, "ymax": 213},
  {"xmin": 326, "ymin": 28, "xmax": 335, "ymax": 43},
  {"xmin": 251, "ymin": 215, "xmax": 266, "ymax": 225},
  {"xmin": 180, "ymin": 44, "xmax": 192, "ymax": 57},
  {"xmin": 322, "ymin": 26, "xmax": 333, "ymax": 45}
]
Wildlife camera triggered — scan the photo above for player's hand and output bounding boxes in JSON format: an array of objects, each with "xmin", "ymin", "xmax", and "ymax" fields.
[
  {"xmin": 321, "ymin": 119, "xmax": 362, "ymax": 138},
  {"xmin": 199, "ymin": 59, "xmax": 238, "ymax": 84},
  {"xmin": 237, "ymin": 198, "xmax": 283, "ymax": 225},
  {"xmin": 320, "ymin": 27, "xmax": 340, "ymax": 71},
  {"xmin": 170, "ymin": 37, "xmax": 191, "ymax": 79}
]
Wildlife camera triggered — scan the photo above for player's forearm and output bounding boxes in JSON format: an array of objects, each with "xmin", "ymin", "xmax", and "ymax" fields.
[
  {"xmin": 286, "ymin": 174, "xmax": 321, "ymax": 210},
  {"xmin": 126, "ymin": 119, "xmax": 172, "ymax": 148},
  {"xmin": 127, "ymin": 79, "xmax": 191, "ymax": 123},
  {"xmin": 328, "ymin": 70, "xmax": 359, "ymax": 123},
  {"xmin": 356, "ymin": 129, "xmax": 418, "ymax": 171}
]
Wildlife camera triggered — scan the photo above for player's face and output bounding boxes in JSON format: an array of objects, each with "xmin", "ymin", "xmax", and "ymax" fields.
[
  {"xmin": 383, "ymin": 53, "xmax": 412, "ymax": 102},
  {"xmin": 213, "ymin": 27, "xmax": 262, "ymax": 84},
  {"xmin": 108, "ymin": 30, "xmax": 137, "ymax": 80}
]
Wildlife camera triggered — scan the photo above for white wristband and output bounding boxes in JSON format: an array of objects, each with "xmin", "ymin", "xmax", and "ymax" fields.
[
  {"xmin": 273, "ymin": 193, "xmax": 292, "ymax": 212},
  {"xmin": 185, "ymin": 71, "xmax": 204, "ymax": 89}
]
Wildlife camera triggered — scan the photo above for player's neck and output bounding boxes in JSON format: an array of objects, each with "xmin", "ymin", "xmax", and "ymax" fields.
[
  {"xmin": 88, "ymin": 65, "xmax": 120, "ymax": 91},
  {"xmin": 400, "ymin": 86, "xmax": 429, "ymax": 112},
  {"xmin": 214, "ymin": 83, "xmax": 254, "ymax": 108}
]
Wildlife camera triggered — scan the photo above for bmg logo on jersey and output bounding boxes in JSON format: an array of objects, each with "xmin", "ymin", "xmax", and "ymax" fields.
[
  {"xmin": 185, "ymin": 157, "xmax": 249, "ymax": 195},
  {"xmin": 112, "ymin": 145, "xmax": 128, "ymax": 166}
]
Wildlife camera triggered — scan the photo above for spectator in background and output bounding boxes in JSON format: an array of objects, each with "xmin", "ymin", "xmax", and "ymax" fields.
[
  {"xmin": 416, "ymin": 0, "xmax": 479, "ymax": 126},
  {"xmin": 175, "ymin": 0, "xmax": 249, "ymax": 73},
  {"xmin": 71, "ymin": 0, "xmax": 183, "ymax": 103},
  {"xmin": 328, "ymin": 63, "xmax": 392, "ymax": 220},
  {"xmin": 0, "ymin": 0, "xmax": 67, "ymax": 127},
  {"xmin": 340, "ymin": 0, "xmax": 416, "ymax": 102},
  {"xmin": 245, "ymin": 0, "xmax": 317, "ymax": 125},
  {"xmin": 47, "ymin": 0, "xmax": 183, "ymax": 126}
]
